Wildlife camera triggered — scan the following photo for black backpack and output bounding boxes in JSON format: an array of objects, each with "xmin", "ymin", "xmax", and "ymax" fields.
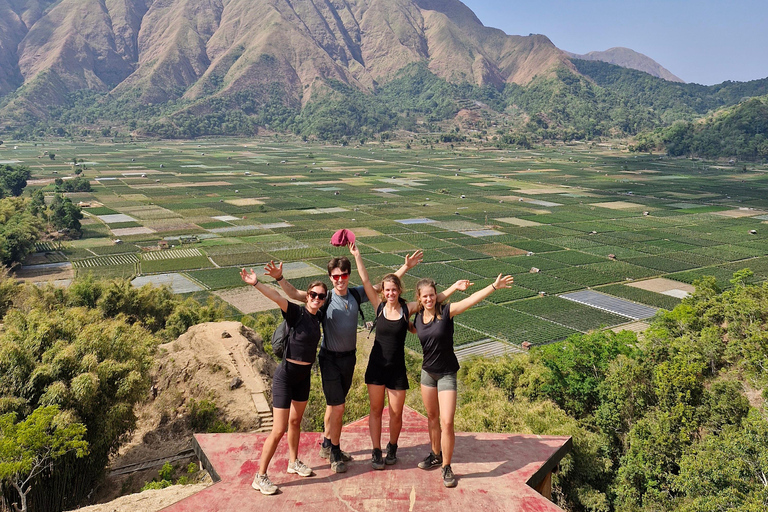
[
  {"xmin": 270, "ymin": 320, "xmax": 290, "ymax": 359},
  {"xmin": 271, "ymin": 308, "xmax": 304, "ymax": 359}
]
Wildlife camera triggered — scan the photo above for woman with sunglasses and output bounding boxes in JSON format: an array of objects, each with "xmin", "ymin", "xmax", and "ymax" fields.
[
  {"xmin": 264, "ymin": 248, "xmax": 422, "ymax": 474},
  {"xmin": 240, "ymin": 268, "xmax": 328, "ymax": 495},
  {"xmin": 413, "ymin": 274, "xmax": 513, "ymax": 488},
  {"xmin": 349, "ymin": 244, "xmax": 471, "ymax": 471}
]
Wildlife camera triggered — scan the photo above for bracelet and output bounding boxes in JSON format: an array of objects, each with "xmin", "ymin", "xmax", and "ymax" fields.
[
  {"xmin": 491, "ymin": 284, "xmax": 497, "ymax": 290},
  {"xmin": 252, "ymin": 279, "xmax": 259, "ymax": 286},
  {"xmin": 275, "ymin": 275, "xmax": 284, "ymax": 282}
]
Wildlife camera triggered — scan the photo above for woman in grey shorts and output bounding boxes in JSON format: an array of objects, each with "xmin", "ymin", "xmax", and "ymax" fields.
[
  {"xmin": 350, "ymin": 243, "xmax": 470, "ymax": 470},
  {"xmin": 412, "ymin": 274, "xmax": 514, "ymax": 488}
]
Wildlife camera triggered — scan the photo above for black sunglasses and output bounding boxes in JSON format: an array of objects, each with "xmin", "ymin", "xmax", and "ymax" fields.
[{"xmin": 308, "ymin": 291, "xmax": 327, "ymax": 300}]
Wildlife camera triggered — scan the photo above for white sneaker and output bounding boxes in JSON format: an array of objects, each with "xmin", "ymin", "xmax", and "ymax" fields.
[
  {"xmin": 252, "ymin": 473, "xmax": 278, "ymax": 495},
  {"xmin": 287, "ymin": 459, "xmax": 313, "ymax": 477}
]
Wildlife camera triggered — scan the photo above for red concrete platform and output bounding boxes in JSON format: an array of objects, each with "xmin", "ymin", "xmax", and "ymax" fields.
[{"xmin": 162, "ymin": 406, "xmax": 571, "ymax": 512}]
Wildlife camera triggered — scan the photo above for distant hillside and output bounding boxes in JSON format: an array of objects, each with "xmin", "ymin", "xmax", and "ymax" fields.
[
  {"xmin": 1, "ymin": 1, "xmax": 767, "ymax": 142},
  {"xmin": 0, "ymin": 0, "xmax": 570, "ymax": 121},
  {"xmin": 631, "ymin": 96, "xmax": 768, "ymax": 160},
  {"xmin": 566, "ymin": 47, "xmax": 684, "ymax": 83}
]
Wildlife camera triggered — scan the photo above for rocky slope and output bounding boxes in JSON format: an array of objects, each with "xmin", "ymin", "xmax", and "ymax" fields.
[{"xmin": 0, "ymin": 0, "xmax": 571, "ymax": 117}]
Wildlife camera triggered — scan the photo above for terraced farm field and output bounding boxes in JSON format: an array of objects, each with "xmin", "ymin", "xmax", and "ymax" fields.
[{"xmin": 7, "ymin": 137, "xmax": 768, "ymax": 349}]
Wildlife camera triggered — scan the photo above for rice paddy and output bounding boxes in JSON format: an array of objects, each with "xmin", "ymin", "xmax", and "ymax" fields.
[{"xmin": 7, "ymin": 137, "xmax": 768, "ymax": 349}]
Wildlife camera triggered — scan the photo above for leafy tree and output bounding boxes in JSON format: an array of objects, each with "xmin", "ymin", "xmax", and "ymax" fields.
[
  {"xmin": 0, "ymin": 406, "xmax": 88, "ymax": 512},
  {"xmin": 675, "ymin": 408, "xmax": 768, "ymax": 511},
  {"xmin": 532, "ymin": 330, "xmax": 637, "ymax": 418},
  {"xmin": 0, "ymin": 303, "xmax": 155, "ymax": 510},
  {"xmin": 0, "ymin": 197, "xmax": 43, "ymax": 268},
  {"xmin": 47, "ymin": 194, "xmax": 83, "ymax": 237},
  {"xmin": 0, "ymin": 266, "xmax": 19, "ymax": 321},
  {"xmin": 0, "ymin": 165, "xmax": 31, "ymax": 198},
  {"xmin": 54, "ymin": 177, "xmax": 91, "ymax": 193}
]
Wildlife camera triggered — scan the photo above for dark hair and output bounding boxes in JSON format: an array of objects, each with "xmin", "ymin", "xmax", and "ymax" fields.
[
  {"xmin": 327, "ymin": 256, "xmax": 351, "ymax": 275},
  {"xmin": 307, "ymin": 281, "xmax": 328, "ymax": 294},
  {"xmin": 415, "ymin": 278, "xmax": 443, "ymax": 320}
]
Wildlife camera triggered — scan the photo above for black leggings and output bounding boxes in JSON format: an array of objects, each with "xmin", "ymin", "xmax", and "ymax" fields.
[{"xmin": 272, "ymin": 360, "xmax": 313, "ymax": 409}]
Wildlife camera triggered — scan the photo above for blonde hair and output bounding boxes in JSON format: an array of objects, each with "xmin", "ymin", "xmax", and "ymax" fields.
[{"xmin": 415, "ymin": 278, "xmax": 443, "ymax": 320}]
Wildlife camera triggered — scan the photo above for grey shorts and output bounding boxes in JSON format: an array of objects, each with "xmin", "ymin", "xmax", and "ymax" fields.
[{"xmin": 420, "ymin": 370, "xmax": 457, "ymax": 392}]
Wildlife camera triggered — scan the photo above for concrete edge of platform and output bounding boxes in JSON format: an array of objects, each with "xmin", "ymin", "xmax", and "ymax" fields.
[
  {"xmin": 526, "ymin": 436, "xmax": 572, "ymax": 490},
  {"xmin": 193, "ymin": 435, "xmax": 221, "ymax": 483}
]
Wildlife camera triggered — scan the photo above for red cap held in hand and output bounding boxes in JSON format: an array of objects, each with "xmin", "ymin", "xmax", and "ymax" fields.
[{"xmin": 330, "ymin": 229, "xmax": 355, "ymax": 247}]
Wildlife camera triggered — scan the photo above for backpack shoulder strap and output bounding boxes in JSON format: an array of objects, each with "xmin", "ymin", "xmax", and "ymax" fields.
[
  {"xmin": 367, "ymin": 301, "xmax": 384, "ymax": 337},
  {"xmin": 318, "ymin": 292, "xmax": 332, "ymax": 322},
  {"xmin": 348, "ymin": 287, "xmax": 366, "ymax": 323}
]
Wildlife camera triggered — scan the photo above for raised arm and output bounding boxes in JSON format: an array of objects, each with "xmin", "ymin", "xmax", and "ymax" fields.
[
  {"xmin": 437, "ymin": 279, "xmax": 472, "ymax": 303},
  {"xmin": 449, "ymin": 274, "xmax": 513, "ymax": 318},
  {"xmin": 241, "ymin": 268, "xmax": 289, "ymax": 312},
  {"xmin": 394, "ymin": 250, "xmax": 423, "ymax": 280},
  {"xmin": 406, "ymin": 278, "xmax": 472, "ymax": 316},
  {"xmin": 264, "ymin": 260, "xmax": 307, "ymax": 302},
  {"xmin": 350, "ymin": 243, "xmax": 381, "ymax": 308}
]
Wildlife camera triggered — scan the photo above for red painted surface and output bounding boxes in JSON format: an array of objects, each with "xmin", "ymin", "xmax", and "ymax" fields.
[{"xmin": 162, "ymin": 406, "xmax": 570, "ymax": 512}]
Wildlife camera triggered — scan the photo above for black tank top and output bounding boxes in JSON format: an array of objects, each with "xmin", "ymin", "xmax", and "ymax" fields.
[
  {"xmin": 414, "ymin": 303, "xmax": 459, "ymax": 374},
  {"xmin": 282, "ymin": 301, "xmax": 321, "ymax": 363},
  {"xmin": 371, "ymin": 301, "xmax": 409, "ymax": 366}
]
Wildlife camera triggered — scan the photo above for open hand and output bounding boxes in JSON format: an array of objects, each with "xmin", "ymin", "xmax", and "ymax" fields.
[
  {"xmin": 453, "ymin": 279, "xmax": 473, "ymax": 291},
  {"xmin": 493, "ymin": 274, "xmax": 514, "ymax": 290},
  {"xmin": 404, "ymin": 250, "xmax": 423, "ymax": 269},
  {"xmin": 264, "ymin": 260, "xmax": 283, "ymax": 280},
  {"xmin": 240, "ymin": 268, "xmax": 259, "ymax": 286}
]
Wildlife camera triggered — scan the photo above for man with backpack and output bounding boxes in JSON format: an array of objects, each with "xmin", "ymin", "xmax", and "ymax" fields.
[{"xmin": 264, "ymin": 245, "xmax": 422, "ymax": 473}]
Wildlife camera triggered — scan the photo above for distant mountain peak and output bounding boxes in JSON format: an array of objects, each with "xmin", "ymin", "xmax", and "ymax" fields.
[
  {"xmin": 566, "ymin": 46, "xmax": 684, "ymax": 83},
  {"xmin": 0, "ymin": 0, "xmax": 571, "ymax": 119}
]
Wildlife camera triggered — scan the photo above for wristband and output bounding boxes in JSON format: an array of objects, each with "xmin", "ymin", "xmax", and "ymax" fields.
[
  {"xmin": 275, "ymin": 275, "xmax": 284, "ymax": 282},
  {"xmin": 491, "ymin": 284, "xmax": 497, "ymax": 290},
  {"xmin": 252, "ymin": 279, "xmax": 259, "ymax": 286}
]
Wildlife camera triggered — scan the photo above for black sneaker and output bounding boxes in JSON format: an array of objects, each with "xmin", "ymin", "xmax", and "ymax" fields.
[
  {"xmin": 385, "ymin": 442, "xmax": 397, "ymax": 465},
  {"xmin": 417, "ymin": 451, "xmax": 442, "ymax": 470},
  {"xmin": 330, "ymin": 450, "xmax": 348, "ymax": 473},
  {"xmin": 371, "ymin": 448, "xmax": 384, "ymax": 470},
  {"xmin": 442, "ymin": 464, "xmax": 457, "ymax": 488}
]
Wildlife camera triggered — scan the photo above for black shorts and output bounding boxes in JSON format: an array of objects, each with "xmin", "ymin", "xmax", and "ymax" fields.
[
  {"xmin": 272, "ymin": 360, "xmax": 313, "ymax": 409},
  {"xmin": 318, "ymin": 348, "xmax": 356, "ymax": 406},
  {"xmin": 365, "ymin": 360, "xmax": 409, "ymax": 390}
]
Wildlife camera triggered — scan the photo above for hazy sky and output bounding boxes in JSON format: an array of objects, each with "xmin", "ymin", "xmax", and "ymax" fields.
[{"xmin": 461, "ymin": 0, "xmax": 768, "ymax": 85}]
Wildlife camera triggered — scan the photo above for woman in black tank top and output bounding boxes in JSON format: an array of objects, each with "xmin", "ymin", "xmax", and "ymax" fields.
[
  {"xmin": 413, "ymin": 273, "xmax": 514, "ymax": 488},
  {"xmin": 240, "ymin": 268, "xmax": 327, "ymax": 495},
  {"xmin": 350, "ymin": 244, "xmax": 472, "ymax": 470}
]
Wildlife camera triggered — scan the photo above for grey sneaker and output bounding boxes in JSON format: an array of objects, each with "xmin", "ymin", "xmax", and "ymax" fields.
[
  {"xmin": 385, "ymin": 442, "xmax": 397, "ymax": 465},
  {"xmin": 442, "ymin": 464, "xmax": 457, "ymax": 488},
  {"xmin": 252, "ymin": 473, "xmax": 278, "ymax": 495},
  {"xmin": 371, "ymin": 448, "xmax": 384, "ymax": 470},
  {"xmin": 319, "ymin": 444, "xmax": 353, "ymax": 461},
  {"xmin": 287, "ymin": 459, "xmax": 312, "ymax": 477},
  {"xmin": 418, "ymin": 451, "xmax": 442, "ymax": 470},
  {"xmin": 330, "ymin": 450, "xmax": 348, "ymax": 473}
]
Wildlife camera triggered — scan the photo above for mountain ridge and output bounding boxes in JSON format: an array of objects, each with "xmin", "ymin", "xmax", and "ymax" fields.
[
  {"xmin": 566, "ymin": 46, "xmax": 684, "ymax": 83},
  {"xmin": 0, "ymin": 0, "xmax": 571, "ymax": 118}
]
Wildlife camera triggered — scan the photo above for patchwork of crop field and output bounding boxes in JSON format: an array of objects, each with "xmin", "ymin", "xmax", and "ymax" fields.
[{"xmin": 7, "ymin": 138, "xmax": 768, "ymax": 349}]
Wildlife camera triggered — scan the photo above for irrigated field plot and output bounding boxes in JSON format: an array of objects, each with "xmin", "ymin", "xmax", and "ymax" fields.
[{"xmin": 8, "ymin": 138, "xmax": 768, "ymax": 348}]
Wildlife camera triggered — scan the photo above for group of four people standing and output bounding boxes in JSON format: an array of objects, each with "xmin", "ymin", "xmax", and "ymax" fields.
[{"xmin": 240, "ymin": 237, "xmax": 513, "ymax": 495}]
